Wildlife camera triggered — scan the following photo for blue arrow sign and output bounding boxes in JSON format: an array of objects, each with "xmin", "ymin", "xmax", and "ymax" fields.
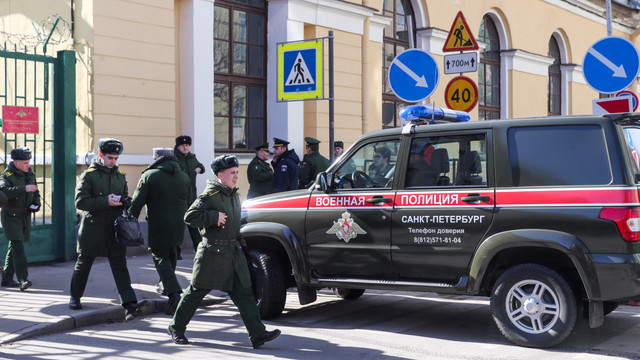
[
  {"xmin": 583, "ymin": 36, "xmax": 640, "ymax": 94},
  {"xmin": 388, "ymin": 49, "xmax": 439, "ymax": 103}
]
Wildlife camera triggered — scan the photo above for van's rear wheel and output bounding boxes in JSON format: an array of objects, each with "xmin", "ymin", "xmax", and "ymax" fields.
[
  {"xmin": 247, "ymin": 249, "xmax": 286, "ymax": 319},
  {"xmin": 491, "ymin": 263, "xmax": 577, "ymax": 348}
]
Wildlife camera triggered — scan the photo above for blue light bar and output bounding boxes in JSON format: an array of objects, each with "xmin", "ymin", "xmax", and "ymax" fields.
[{"xmin": 399, "ymin": 104, "xmax": 470, "ymax": 123}]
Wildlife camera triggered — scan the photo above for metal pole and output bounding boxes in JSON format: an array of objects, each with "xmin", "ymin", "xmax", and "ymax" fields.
[
  {"xmin": 329, "ymin": 31, "xmax": 335, "ymax": 162},
  {"xmin": 606, "ymin": 0, "xmax": 612, "ymax": 36}
]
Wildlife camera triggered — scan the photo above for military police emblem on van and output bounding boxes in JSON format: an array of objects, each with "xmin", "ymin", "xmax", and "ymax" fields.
[{"xmin": 326, "ymin": 211, "xmax": 367, "ymax": 243}]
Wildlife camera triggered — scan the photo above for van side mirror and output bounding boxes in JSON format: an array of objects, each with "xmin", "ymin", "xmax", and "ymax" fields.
[{"xmin": 314, "ymin": 172, "xmax": 331, "ymax": 192}]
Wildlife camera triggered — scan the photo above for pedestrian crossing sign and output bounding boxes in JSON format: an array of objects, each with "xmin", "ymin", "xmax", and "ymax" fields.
[
  {"xmin": 278, "ymin": 39, "xmax": 324, "ymax": 101},
  {"xmin": 442, "ymin": 11, "xmax": 479, "ymax": 52}
]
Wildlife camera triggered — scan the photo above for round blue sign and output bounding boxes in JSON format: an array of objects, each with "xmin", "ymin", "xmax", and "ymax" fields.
[
  {"xmin": 583, "ymin": 36, "xmax": 640, "ymax": 94},
  {"xmin": 388, "ymin": 49, "xmax": 440, "ymax": 103}
]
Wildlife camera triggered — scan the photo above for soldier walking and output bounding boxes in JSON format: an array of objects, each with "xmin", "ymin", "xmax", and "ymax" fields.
[
  {"xmin": 69, "ymin": 138, "xmax": 149, "ymax": 320},
  {"xmin": 130, "ymin": 148, "xmax": 190, "ymax": 315},
  {"xmin": 168, "ymin": 155, "xmax": 280, "ymax": 348},
  {"xmin": 270, "ymin": 137, "xmax": 299, "ymax": 193},
  {"xmin": 298, "ymin": 137, "xmax": 330, "ymax": 188},
  {"xmin": 0, "ymin": 147, "xmax": 40, "ymax": 290},
  {"xmin": 246, "ymin": 142, "xmax": 273, "ymax": 199},
  {"xmin": 174, "ymin": 135, "xmax": 205, "ymax": 259}
]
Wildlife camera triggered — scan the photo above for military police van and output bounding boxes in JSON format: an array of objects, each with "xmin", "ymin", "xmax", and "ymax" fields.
[{"xmin": 241, "ymin": 107, "xmax": 640, "ymax": 348}]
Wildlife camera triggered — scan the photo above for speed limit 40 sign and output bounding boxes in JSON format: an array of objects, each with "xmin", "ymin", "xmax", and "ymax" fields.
[{"xmin": 444, "ymin": 76, "xmax": 478, "ymax": 112}]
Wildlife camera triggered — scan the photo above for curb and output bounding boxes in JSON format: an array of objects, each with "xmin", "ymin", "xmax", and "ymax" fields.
[{"xmin": 0, "ymin": 297, "xmax": 225, "ymax": 345}]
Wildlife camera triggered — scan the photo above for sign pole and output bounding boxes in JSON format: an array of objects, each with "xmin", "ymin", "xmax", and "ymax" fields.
[
  {"xmin": 606, "ymin": 0, "xmax": 612, "ymax": 36},
  {"xmin": 329, "ymin": 31, "xmax": 335, "ymax": 162}
]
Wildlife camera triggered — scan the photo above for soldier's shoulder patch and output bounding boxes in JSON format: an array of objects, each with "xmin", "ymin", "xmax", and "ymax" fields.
[
  {"xmin": 86, "ymin": 168, "xmax": 96, "ymax": 173},
  {"xmin": 281, "ymin": 164, "xmax": 288, "ymax": 172},
  {"xmin": 5, "ymin": 171, "xmax": 13, "ymax": 177},
  {"xmin": 193, "ymin": 199, "xmax": 205, "ymax": 209},
  {"xmin": 118, "ymin": 170, "xmax": 126, "ymax": 175}
]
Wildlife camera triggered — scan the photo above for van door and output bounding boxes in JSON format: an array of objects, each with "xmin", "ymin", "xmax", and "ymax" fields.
[{"xmin": 391, "ymin": 132, "xmax": 495, "ymax": 282}]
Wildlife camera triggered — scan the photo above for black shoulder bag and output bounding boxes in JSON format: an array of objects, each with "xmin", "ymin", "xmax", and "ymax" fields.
[{"xmin": 114, "ymin": 209, "xmax": 144, "ymax": 246}]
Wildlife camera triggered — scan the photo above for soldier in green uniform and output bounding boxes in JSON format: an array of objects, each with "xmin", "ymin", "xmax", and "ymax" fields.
[
  {"xmin": 69, "ymin": 138, "xmax": 149, "ymax": 320},
  {"xmin": 247, "ymin": 142, "xmax": 273, "ymax": 199},
  {"xmin": 0, "ymin": 147, "xmax": 40, "ymax": 290},
  {"xmin": 298, "ymin": 137, "xmax": 330, "ymax": 189},
  {"xmin": 130, "ymin": 148, "xmax": 190, "ymax": 315},
  {"xmin": 168, "ymin": 154, "xmax": 280, "ymax": 349},
  {"xmin": 174, "ymin": 135, "xmax": 205, "ymax": 259}
]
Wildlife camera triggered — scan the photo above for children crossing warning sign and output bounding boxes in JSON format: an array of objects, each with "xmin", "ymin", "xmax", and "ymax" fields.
[
  {"xmin": 443, "ymin": 11, "xmax": 479, "ymax": 52},
  {"xmin": 278, "ymin": 39, "xmax": 324, "ymax": 101}
]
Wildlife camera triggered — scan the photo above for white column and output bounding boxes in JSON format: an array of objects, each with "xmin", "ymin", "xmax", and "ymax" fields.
[
  {"xmin": 267, "ymin": 0, "xmax": 305, "ymax": 154},
  {"xmin": 180, "ymin": 0, "xmax": 215, "ymax": 192}
]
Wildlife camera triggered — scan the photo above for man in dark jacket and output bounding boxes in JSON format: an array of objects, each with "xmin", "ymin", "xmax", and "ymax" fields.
[
  {"xmin": 69, "ymin": 138, "xmax": 149, "ymax": 320},
  {"xmin": 0, "ymin": 147, "xmax": 40, "ymax": 290},
  {"xmin": 130, "ymin": 148, "xmax": 190, "ymax": 315},
  {"xmin": 247, "ymin": 142, "xmax": 273, "ymax": 199},
  {"xmin": 168, "ymin": 155, "xmax": 280, "ymax": 349},
  {"xmin": 271, "ymin": 137, "xmax": 300, "ymax": 192},
  {"xmin": 298, "ymin": 137, "xmax": 330, "ymax": 188},
  {"xmin": 174, "ymin": 135, "xmax": 205, "ymax": 257}
]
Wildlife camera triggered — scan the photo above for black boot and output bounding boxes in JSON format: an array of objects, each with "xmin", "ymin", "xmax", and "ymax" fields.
[
  {"xmin": 69, "ymin": 297, "xmax": 82, "ymax": 310},
  {"xmin": 1, "ymin": 277, "xmax": 19, "ymax": 287},
  {"xmin": 167, "ymin": 326, "xmax": 189, "ymax": 344},
  {"xmin": 124, "ymin": 300, "xmax": 150, "ymax": 321},
  {"xmin": 19, "ymin": 279, "xmax": 32, "ymax": 291},
  {"xmin": 252, "ymin": 329, "xmax": 281, "ymax": 349}
]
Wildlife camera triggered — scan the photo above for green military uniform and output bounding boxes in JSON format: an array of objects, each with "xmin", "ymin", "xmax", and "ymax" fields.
[
  {"xmin": 130, "ymin": 154, "xmax": 189, "ymax": 297},
  {"xmin": 70, "ymin": 157, "xmax": 139, "ymax": 305},
  {"xmin": 247, "ymin": 142, "xmax": 273, "ymax": 199},
  {"xmin": 299, "ymin": 137, "xmax": 330, "ymax": 189},
  {"xmin": 1, "ymin": 158, "xmax": 40, "ymax": 285},
  {"xmin": 174, "ymin": 142, "xmax": 205, "ymax": 250},
  {"xmin": 170, "ymin": 179, "xmax": 266, "ymax": 342}
]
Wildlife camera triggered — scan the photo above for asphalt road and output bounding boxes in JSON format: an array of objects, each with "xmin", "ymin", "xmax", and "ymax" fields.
[{"xmin": 2, "ymin": 289, "xmax": 640, "ymax": 359}]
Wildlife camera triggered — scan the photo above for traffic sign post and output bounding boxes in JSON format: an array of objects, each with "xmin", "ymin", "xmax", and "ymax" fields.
[
  {"xmin": 444, "ymin": 76, "xmax": 478, "ymax": 112},
  {"xmin": 388, "ymin": 49, "xmax": 439, "ymax": 103},
  {"xmin": 582, "ymin": 36, "xmax": 640, "ymax": 94},
  {"xmin": 444, "ymin": 52, "xmax": 477, "ymax": 74}
]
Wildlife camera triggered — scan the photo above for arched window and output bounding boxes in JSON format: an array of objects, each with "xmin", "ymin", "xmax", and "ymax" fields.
[
  {"xmin": 382, "ymin": 0, "xmax": 414, "ymax": 129},
  {"xmin": 478, "ymin": 15, "xmax": 501, "ymax": 120},
  {"xmin": 214, "ymin": 1, "xmax": 267, "ymax": 152},
  {"xmin": 548, "ymin": 36, "xmax": 562, "ymax": 116}
]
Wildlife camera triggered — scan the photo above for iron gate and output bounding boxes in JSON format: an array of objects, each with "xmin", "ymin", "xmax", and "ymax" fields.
[{"xmin": 0, "ymin": 48, "xmax": 76, "ymax": 263}]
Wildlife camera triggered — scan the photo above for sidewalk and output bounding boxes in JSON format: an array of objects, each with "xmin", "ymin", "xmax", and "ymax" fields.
[{"xmin": 0, "ymin": 247, "xmax": 226, "ymax": 345}]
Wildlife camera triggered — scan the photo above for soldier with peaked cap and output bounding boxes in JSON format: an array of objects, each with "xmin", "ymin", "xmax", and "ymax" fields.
[
  {"xmin": 168, "ymin": 154, "xmax": 281, "ymax": 348},
  {"xmin": 247, "ymin": 142, "xmax": 273, "ymax": 199},
  {"xmin": 298, "ymin": 137, "xmax": 330, "ymax": 189},
  {"xmin": 130, "ymin": 148, "xmax": 190, "ymax": 316},
  {"xmin": 0, "ymin": 147, "xmax": 40, "ymax": 290},
  {"xmin": 271, "ymin": 137, "xmax": 300, "ymax": 192},
  {"xmin": 174, "ymin": 135, "xmax": 205, "ymax": 259},
  {"xmin": 69, "ymin": 138, "xmax": 149, "ymax": 320}
]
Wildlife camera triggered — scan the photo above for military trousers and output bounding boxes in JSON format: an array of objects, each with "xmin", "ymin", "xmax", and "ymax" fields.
[
  {"xmin": 151, "ymin": 247, "xmax": 182, "ymax": 296},
  {"xmin": 2, "ymin": 240, "xmax": 27, "ymax": 281},
  {"xmin": 69, "ymin": 253, "xmax": 137, "ymax": 305},
  {"xmin": 169, "ymin": 272, "xmax": 266, "ymax": 341}
]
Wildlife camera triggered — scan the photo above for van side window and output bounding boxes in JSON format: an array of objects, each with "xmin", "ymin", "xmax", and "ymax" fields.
[
  {"xmin": 508, "ymin": 125, "xmax": 612, "ymax": 186},
  {"xmin": 405, "ymin": 134, "xmax": 486, "ymax": 188}
]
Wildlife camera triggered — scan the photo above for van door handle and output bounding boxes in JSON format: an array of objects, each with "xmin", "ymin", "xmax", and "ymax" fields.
[
  {"xmin": 461, "ymin": 194, "xmax": 490, "ymax": 203},
  {"xmin": 367, "ymin": 196, "xmax": 392, "ymax": 204}
]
